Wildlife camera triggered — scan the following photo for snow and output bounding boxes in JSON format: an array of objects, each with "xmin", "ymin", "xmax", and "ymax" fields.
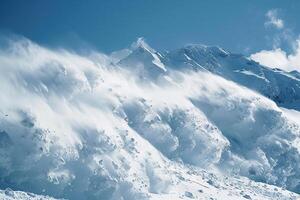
[
  {"xmin": 119, "ymin": 37, "xmax": 167, "ymax": 73},
  {"xmin": 132, "ymin": 38, "xmax": 167, "ymax": 72},
  {"xmin": 234, "ymin": 69, "xmax": 268, "ymax": 81},
  {"xmin": 0, "ymin": 37, "xmax": 300, "ymax": 199},
  {"xmin": 151, "ymin": 53, "xmax": 167, "ymax": 72},
  {"xmin": 165, "ymin": 45, "xmax": 300, "ymax": 109},
  {"xmin": 0, "ymin": 188, "xmax": 59, "ymax": 200},
  {"xmin": 281, "ymin": 107, "xmax": 300, "ymax": 125}
]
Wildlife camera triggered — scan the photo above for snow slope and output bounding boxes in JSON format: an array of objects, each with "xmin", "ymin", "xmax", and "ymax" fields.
[
  {"xmin": 164, "ymin": 45, "xmax": 300, "ymax": 109},
  {"xmin": 0, "ymin": 188, "xmax": 59, "ymax": 200},
  {"xmin": 0, "ymin": 37, "xmax": 300, "ymax": 199}
]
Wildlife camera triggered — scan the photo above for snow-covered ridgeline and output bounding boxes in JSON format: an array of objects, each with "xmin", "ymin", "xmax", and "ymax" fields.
[{"xmin": 0, "ymin": 37, "xmax": 300, "ymax": 199}]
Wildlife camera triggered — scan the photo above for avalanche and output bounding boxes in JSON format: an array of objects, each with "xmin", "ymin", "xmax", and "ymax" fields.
[{"xmin": 0, "ymin": 36, "xmax": 300, "ymax": 199}]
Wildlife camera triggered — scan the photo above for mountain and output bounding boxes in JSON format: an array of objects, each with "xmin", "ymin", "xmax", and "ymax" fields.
[
  {"xmin": 116, "ymin": 38, "xmax": 167, "ymax": 80},
  {"xmin": 0, "ymin": 37, "xmax": 300, "ymax": 200},
  {"xmin": 117, "ymin": 42, "xmax": 300, "ymax": 110},
  {"xmin": 165, "ymin": 44, "xmax": 300, "ymax": 109},
  {"xmin": 118, "ymin": 41, "xmax": 300, "ymax": 109},
  {"xmin": 0, "ymin": 188, "xmax": 58, "ymax": 200}
]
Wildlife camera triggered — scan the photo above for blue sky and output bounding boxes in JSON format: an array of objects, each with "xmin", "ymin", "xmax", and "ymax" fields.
[{"xmin": 0, "ymin": 0, "xmax": 299, "ymax": 55}]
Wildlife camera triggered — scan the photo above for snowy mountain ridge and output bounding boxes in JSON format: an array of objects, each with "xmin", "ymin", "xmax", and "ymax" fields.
[
  {"xmin": 0, "ymin": 37, "xmax": 300, "ymax": 200},
  {"xmin": 118, "ymin": 38, "xmax": 300, "ymax": 109}
]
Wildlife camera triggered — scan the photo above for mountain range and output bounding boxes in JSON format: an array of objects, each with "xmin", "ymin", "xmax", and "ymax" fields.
[{"xmin": 0, "ymin": 37, "xmax": 300, "ymax": 200}]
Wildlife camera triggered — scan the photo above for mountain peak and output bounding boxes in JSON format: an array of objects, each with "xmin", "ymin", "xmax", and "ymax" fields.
[
  {"xmin": 130, "ymin": 37, "xmax": 155, "ymax": 53},
  {"xmin": 117, "ymin": 38, "xmax": 167, "ymax": 73}
]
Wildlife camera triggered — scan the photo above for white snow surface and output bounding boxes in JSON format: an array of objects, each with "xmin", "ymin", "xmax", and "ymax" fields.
[
  {"xmin": 0, "ymin": 188, "xmax": 59, "ymax": 200},
  {"xmin": 0, "ymin": 37, "xmax": 300, "ymax": 199},
  {"xmin": 165, "ymin": 45, "xmax": 300, "ymax": 107}
]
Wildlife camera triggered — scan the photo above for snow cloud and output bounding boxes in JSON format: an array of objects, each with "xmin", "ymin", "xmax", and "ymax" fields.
[
  {"xmin": 250, "ymin": 9, "xmax": 300, "ymax": 72},
  {"xmin": 265, "ymin": 9, "xmax": 284, "ymax": 29},
  {"xmin": 250, "ymin": 38, "xmax": 300, "ymax": 71}
]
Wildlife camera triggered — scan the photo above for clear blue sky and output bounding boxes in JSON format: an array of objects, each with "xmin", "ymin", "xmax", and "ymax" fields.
[{"xmin": 0, "ymin": 0, "xmax": 299, "ymax": 54}]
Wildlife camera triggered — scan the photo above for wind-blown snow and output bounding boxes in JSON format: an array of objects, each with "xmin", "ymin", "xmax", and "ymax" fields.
[
  {"xmin": 0, "ymin": 37, "xmax": 300, "ymax": 199},
  {"xmin": 0, "ymin": 189, "xmax": 59, "ymax": 200},
  {"xmin": 165, "ymin": 45, "xmax": 300, "ymax": 108}
]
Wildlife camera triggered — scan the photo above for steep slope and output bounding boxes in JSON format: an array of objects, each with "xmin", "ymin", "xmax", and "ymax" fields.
[
  {"xmin": 116, "ymin": 38, "xmax": 167, "ymax": 81},
  {"xmin": 163, "ymin": 45, "xmax": 300, "ymax": 109},
  {"xmin": 0, "ymin": 38, "xmax": 300, "ymax": 199}
]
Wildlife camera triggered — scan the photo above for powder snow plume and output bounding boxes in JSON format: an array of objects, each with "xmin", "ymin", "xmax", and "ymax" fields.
[{"xmin": 0, "ymin": 36, "xmax": 300, "ymax": 200}]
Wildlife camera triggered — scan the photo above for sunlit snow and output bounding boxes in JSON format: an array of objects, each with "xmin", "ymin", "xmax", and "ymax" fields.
[{"xmin": 0, "ymin": 37, "xmax": 300, "ymax": 200}]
